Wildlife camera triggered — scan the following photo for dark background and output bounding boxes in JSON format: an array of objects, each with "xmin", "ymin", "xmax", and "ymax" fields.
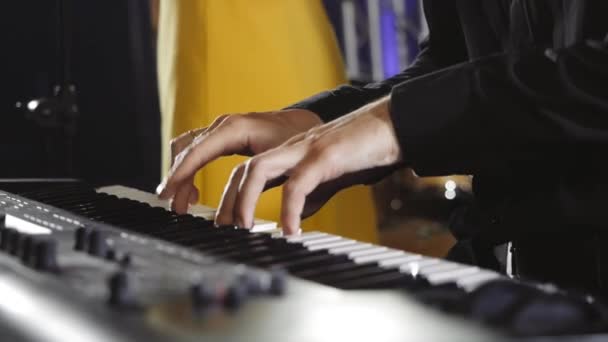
[{"xmin": 0, "ymin": 0, "xmax": 160, "ymax": 191}]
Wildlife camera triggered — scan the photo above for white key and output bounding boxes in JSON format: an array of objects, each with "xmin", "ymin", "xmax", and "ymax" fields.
[
  {"xmin": 426, "ymin": 267, "xmax": 480, "ymax": 285},
  {"xmin": 329, "ymin": 243, "xmax": 373, "ymax": 255},
  {"xmin": 418, "ymin": 262, "xmax": 462, "ymax": 275},
  {"xmin": 250, "ymin": 222, "xmax": 278, "ymax": 233},
  {"xmin": 378, "ymin": 254, "xmax": 422, "ymax": 268},
  {"xmin": 353, "ymin": 250, "xmax": 404, "ymax": 264},
  {"xmin": 348, "ymin": 247, "xmax": 389, "ymax": 258},
  {"xmin": 399, "ymin": 258, "xmax": 441, "ymax": 275},
  {"xmin": 99, "ymin": 185, "xmax": 216, "ymax": 215},
  {"xmin": 285, "ymin": 232, "xmax": 327, "ymax": 243},
  {"xmin": 265, "ymin": 229, "xmax": 283, "ymax": 236},
  {"xmin": 308, "ymin": 239, "xmax": 356, "ymax": 251},
  {"xmin": 302, "ymin": 236, "xmax": 342, "ymax": 246},
  {"xmin": 457, "ymin": 271, "xmax": 502, "ymax": 291}
]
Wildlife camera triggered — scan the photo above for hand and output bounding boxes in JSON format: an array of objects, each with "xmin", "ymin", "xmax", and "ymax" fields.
[
  {"xmin": 157, "ymin": 109, "xmax": 323, "ymax": 213},
  {"xmin": 216, "ymin": 97, "xmax": 403, "ymax": 234}
]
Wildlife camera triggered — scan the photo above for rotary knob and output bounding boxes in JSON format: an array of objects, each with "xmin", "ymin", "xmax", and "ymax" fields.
[
  {"xmin": 108, "ymin": 270, "xmax": 134, "ymax": 308},
  {"xmin": 239, "ymin": 272, "xmax": 264, "ymax": 295},
  {"xmin": 1, "ymin": 228, "xmax": 19, "ymax": 254},
  {"xmin": 74, "ymin": 226, "xmax": 91, "ymax": 251},
  {"xmin": 0, "ymin": 225, "xmax": 9, "ymax": 251},
  {"xmin": 190, "ymin": 282, "xmax": 216, "ymax": 311},
  {"xmin": 224, "ymin": 282, "xmax": 248, "ymax": 310},
  {"xmin": 269, "ymin": 267, "xmax": 287, "ymax": 296},
  {"xmin": 88, "ymin": 229, "xmax": 108, "ymax": 258},
  {"xmin": 33, "ymin": 238, "xmax": 59, "ymax": 272},
  {"xmin": 20, "ymin": 235, "xmax": 37, "ymax": 265},
  {"xmin": 8, "ymin": 230, "xmax": 23, "ymax": 256}
]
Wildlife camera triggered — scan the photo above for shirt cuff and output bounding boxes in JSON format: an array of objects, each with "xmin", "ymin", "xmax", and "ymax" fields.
[{"xmin": 389, "ymin": 61, "xmax": 501, "ymax": 176}]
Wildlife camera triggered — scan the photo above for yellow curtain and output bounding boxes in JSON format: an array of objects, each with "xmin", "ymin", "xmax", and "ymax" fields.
[{"xmin": 157, "ymin": 0, "xmax": 378, "ymax": 242}]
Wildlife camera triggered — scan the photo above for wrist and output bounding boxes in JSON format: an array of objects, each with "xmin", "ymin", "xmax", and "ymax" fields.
[{"xmin": 370, "ymin": 97, "xmax": 403, "ymax": 165}]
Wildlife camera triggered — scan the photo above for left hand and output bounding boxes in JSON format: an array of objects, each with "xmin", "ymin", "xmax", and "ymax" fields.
[{"xmin": 216, "ymin": 96, "xmax": 403, "ymax": 234}]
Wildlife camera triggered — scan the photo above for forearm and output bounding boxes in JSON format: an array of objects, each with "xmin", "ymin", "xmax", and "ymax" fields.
[
  {"xmin": 389, "ymin": 41, "xmax": 608, "ymax": 177},
  {"xmin": 284, "ymin": 53, "xmax": 438, "ymax": 123},
  {"xmin": 286, "ymin": 39, "xmax": 464, "ymax": 122}
]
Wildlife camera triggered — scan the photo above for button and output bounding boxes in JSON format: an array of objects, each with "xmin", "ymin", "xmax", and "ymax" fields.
[
  {"xmin": 34, "ymin": 238, "xmax": 58, "ymax": 272},
  {"xmin": 74, "ymin": 226, "xmax": 91, "ymax": 251},
  {"xmin": 108, "ymin": 271, "xmax": 133, "ymax": 307},
  {"xmin": 88, "ymin": 229, "xmax": 108, "ymax": 257},
  {"xmin": 190, "ymin": 283, "xmax": 216, "ymax": 310},
  {"xmin": 269, "ymin": 267, "xmax": 287, "ymax": 296}
]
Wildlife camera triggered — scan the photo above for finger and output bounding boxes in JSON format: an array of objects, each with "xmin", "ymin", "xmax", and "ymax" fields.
[
  {"xmin": 172, "ymin": 174, "xmax": 198, "ymax": 212},
  {"xmin": 215, "ymin": 164, "xmax": 246, "ymax": 226},
  {"xmin": 158, "ymin": 116, "xmax": 248, "ymax": 199},
  {"xmin": 170, "ymin": 127, "xmax": 209, "ymax": 167},
  {"xmin": 167, "ymin": 174, "xmax": 198, "ymax": 212},
  {"xmin": 233, "ymin": 144, "xmax": 308, "ymax": 229},
  {"xmin": 168, "ymin": 128, "xmax": 210, "ymax": 208},
  {"xmin": 281, "ymin": 153, "xmax": 334, "ymax": 235},
  {"xmin": 162, "ymin": 115, "xmax": 233, "ymax": 197},
  {"xmin": 263, "ymin": 175, "xmax": 288, "ymax": 191},
  {"xmin": 188, "ymin": 185, "xmax": 199, "ymax": 204},
  {"xmin": 171, "ymin": 176, "xmax": 195, "ymax": 214}
]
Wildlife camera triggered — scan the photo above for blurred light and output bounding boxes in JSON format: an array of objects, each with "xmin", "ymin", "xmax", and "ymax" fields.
[
  {"xmin": 410, "ymin": 263, "xmax": 419, "ymax": 278},
  {"xmin": 390, "ymin": 198, "xmax": 402, "ymax": 211},
  {"xmin": 444, "ymin": 189, "xmax": 456, "ymax": 200},
  {"xmin": 444, "ymin": 180, "xmax": 456, "ymax": 191},
  {"xmin": 27, "ymin": 100, "xmax": 39, "ymax": 111}
]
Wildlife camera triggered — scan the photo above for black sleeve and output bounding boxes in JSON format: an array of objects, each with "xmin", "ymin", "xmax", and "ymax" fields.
[
  {"xmin": 286, "ymin": 0, "xmax": 467, "ymax": 123},
  {"xmin": 390, "ymin": 1, "xmax": 608, "ymax": 176}
]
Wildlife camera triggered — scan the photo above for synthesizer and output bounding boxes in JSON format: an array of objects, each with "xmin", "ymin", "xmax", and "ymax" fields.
[{"xmin": 0, "ymin": 181, "xmax": 605, "ymax": 341}]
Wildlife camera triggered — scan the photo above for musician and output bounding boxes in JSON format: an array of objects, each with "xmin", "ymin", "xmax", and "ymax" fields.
[{"xmin": 158, "ymin": 1, "xmax": 608, "ymax": 292}]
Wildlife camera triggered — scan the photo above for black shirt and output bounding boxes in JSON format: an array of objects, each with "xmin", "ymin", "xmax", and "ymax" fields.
[{"xmin": 289, "ymin": 0, "xmax": 608, "ymax": 243}]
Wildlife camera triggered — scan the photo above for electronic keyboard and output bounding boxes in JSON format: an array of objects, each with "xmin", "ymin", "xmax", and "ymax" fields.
[{"xmin": 0, "ymin": 181, "xmax": 604, "ymax": 341}]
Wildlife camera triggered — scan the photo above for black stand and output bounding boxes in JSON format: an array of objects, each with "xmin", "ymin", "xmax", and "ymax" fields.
[{"xmin": 21, "ymin": 0, "xmax": 79, "ymax": 177}]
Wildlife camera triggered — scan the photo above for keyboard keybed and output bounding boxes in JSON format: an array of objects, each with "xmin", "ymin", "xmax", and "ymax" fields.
[{"xmin": 15, "ymin": 183, "xmax": 502, "ymax": 291}]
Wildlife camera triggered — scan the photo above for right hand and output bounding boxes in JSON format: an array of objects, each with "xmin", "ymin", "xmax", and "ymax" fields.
[{"xmin": 157, "ymin": 109, "xmax": 323, "ymax": 214}]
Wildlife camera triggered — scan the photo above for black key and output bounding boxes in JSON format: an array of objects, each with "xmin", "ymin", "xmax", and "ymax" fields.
[
  {"xmin": 192, "ymin": 233, "xmax": 271, "ymax": 252},
  {"xmin": 126, "ymin": 216, "xmax": 206, "ymax": 234},
  {"xmin": 170, "ymin": 228, "xmax": 252, "ymax": 246},
  {"xmin": 242, "ymin": 248, "xmax": 331, "ymax": 267},
  {"xmin": 293, "ymin": 260, "xmax": 379, "ymax": 279},
  {"xmin": 315, "ymin": 267, "xmax": 406, "ymax": 287},
  {"xmin": 337, "ymin": 272, "xmax": 423, "ymax": 290}
]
